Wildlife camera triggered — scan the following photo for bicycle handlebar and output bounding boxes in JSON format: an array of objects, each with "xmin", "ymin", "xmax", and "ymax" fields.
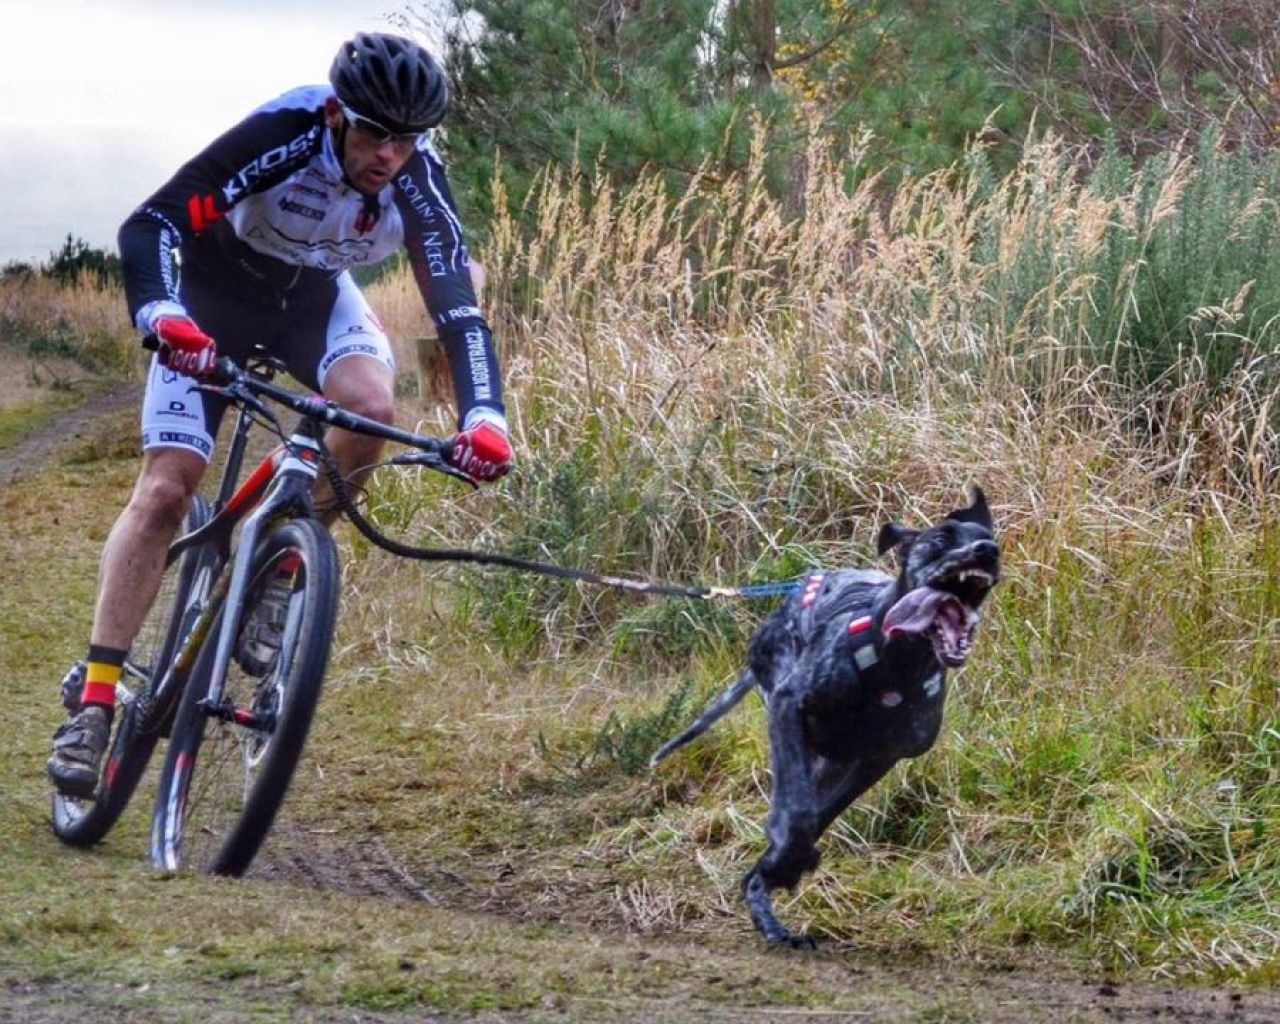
[{"xmin": 142, "ymin": 335, "xmax": 460, "ymax": 468}]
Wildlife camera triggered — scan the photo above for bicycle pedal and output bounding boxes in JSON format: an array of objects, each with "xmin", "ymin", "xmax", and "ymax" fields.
[{"xmin": 59, "ymin": 661, "xmax": 87, "ymax": 712}]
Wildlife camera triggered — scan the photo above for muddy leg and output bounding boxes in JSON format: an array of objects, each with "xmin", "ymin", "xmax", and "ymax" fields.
[
  {"xmin": 742, "ymin": 689, "xmax": 822, "ymax": 948},
  {"xmin": 813, "ymin": 755, "xmax": 897, "ymax": 835},
  {"xmin": 742, "ymin": 755, "xmax": 898, "ymax": 949}
]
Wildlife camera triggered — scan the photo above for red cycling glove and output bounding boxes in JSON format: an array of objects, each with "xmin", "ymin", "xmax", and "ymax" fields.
[
  {"xmin": 449, "ymin": 420, "xmax": 513, "ymax": 483},
  {"xmin": 155, "ymin": 316, "xmax": 217, "ymax": 379}
]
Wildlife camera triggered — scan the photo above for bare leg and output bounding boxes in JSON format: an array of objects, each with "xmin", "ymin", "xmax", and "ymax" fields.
[
  {"xmin": 49, "ymin": 447, "xmax": 206, "ymax": 794},
  {"xmin": 311, "ymin": 354, "xmax": 396, "ymax": 525},
  {"xmin": 91, "ymin": 448, "xmax": 207, "ymax": 650}
]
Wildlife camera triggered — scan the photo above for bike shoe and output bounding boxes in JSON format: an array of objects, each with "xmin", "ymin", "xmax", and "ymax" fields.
[{"xmin": 47, "ymin": 705, "xmax": 111, "ymax": 798}]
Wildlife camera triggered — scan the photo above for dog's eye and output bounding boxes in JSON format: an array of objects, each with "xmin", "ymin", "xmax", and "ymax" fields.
[{"xmin": 926, "ymin": 524, "xmax": 956, "ymax": 549}]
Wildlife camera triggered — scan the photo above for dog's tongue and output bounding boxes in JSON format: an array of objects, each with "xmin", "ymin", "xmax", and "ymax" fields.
[{"xmin": 883, "ymin": 587, "xmax": 953, "ymax": 637}]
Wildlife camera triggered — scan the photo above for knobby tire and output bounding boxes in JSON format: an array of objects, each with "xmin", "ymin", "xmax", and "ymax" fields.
[{"xmin": 150, "ymin": 517, "xmax": 338, "ymax": 875}]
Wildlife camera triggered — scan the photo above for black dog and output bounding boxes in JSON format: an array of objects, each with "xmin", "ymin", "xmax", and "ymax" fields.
[{"xmin": 651, "ymin": 487, "xmax": 1000, "ymax": 947}]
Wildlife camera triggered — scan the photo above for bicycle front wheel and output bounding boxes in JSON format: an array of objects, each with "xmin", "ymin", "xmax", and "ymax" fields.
[
  {"xmin": 52, "ymin": 496, "xmax": 216, "ymax": 847},
  {"xmin": 150, "ymin": 516, "xmax": 339, "ymax": 875}
]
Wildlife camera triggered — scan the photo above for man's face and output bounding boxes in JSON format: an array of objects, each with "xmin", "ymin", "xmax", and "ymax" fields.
[{"xmin": 324, "ymin": 98, "xmax": 420, "ymax": 195}]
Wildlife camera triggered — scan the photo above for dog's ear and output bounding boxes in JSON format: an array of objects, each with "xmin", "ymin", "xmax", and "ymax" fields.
[
  {"xmin": 877, "ymin": 522, "xmax": 919, "ymax": 556},
  {"xmin": 946, "ymin": 485, "xmax": 993, "ymax": 532}
]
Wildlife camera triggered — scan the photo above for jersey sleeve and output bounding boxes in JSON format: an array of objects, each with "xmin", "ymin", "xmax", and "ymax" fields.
[
  {"xmin": 392, "ymin": 145, "xmax": 506, "ymax": 427},
  {"xmin": 118, "ymin": 96, "xmax": 323, "ymax": 331}
]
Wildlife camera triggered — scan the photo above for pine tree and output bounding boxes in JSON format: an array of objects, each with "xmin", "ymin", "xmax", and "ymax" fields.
[{"xmin": 431, "ymin": 0, "xmax": 793, "ymax": 215}]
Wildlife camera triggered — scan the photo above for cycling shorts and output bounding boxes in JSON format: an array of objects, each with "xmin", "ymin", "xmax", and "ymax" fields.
[{"xmin": 140, "ymin": 269, "xmax": 395, "ymax": 462}]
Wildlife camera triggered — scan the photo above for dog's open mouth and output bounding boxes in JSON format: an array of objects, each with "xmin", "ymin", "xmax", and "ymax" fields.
[{"xmin": 882, "ymin": 562, "xmax": 997, "ymax": 668}]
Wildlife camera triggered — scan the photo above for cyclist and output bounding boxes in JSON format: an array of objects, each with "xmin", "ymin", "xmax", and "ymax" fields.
[{"xmin": 48, "ymin": 32, "xmax": 512, "ymax": 797}]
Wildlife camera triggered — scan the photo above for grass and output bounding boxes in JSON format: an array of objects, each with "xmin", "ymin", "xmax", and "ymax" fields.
[
  {"xmin": 382, "ymin": 127, "xmax": 1280, "ymax": 980},
  {"xmin": 5, "ymin": 127, "xmax": 1280, "ymax": 1018},
  {"xmin": 0, "ymin": 454, "xmax": 936, "ymax": 1021},
  {"xmin": 0, "ymin": 395, "xmax": 81, "ymax": 450},
  {"xmin": 0, "ymin": 272, "xmax": 133, "ymax": 372}
]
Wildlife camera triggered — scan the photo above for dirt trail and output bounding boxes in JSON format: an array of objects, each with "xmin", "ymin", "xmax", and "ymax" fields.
[
  {"xmin": 244, "ymin": 822, "xmax": 1280, "ymax": 1023},
  {"xmin": 0, "ymin": 379, "xmax": 140, "ymax": 484}
]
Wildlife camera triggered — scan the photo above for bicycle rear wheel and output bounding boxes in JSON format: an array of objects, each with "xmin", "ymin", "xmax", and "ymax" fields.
[
  {"xmin": 52, "ymin": 496, "xmax": 216, "ymax": 846},
  {"xmin": 150, "ymin": 516, "xmax": 338, "ymax": 875}
]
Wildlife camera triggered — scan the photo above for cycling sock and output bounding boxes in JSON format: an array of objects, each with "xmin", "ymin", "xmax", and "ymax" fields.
[{"xmin": 80, "ymin": 645, "xmax": 126, "ymax": 717}]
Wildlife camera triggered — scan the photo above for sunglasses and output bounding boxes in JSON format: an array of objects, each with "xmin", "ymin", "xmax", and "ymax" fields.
[{"xmin": 339, "ymin": 103, "xmax": 424, "ymax": 147}]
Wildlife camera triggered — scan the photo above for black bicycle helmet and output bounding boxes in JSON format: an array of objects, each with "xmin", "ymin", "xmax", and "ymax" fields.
[{"xmin": 329, "ymin": 32, "xmax": 449, "ymax": 133}]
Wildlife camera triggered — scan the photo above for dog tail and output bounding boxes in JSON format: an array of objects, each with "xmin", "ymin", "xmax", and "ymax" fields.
[{"xmin": 649, "ymin": 670, "xmax": 756, "ymax": 768}]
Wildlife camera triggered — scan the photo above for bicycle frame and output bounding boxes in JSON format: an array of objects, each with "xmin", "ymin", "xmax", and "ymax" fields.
[
  {"xmin": 146, "ymin": 360, "xmax": 454, "ymax": 736},
  {"xmin": 147, "ymin": 356, "xmax": 458, "ymax": 870},
  {"xmin": 139, "ymin": 415, "xmax": 310, "ymax": 725}
]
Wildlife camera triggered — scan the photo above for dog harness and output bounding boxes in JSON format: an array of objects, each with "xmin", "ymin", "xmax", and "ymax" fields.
[
  {"xmin": 844, "ymin": 617, "xmax": 899, "ymax": 706},
  {"xmin": 799, "ymin": 572, "xmax": 904, "ymax": 707}
]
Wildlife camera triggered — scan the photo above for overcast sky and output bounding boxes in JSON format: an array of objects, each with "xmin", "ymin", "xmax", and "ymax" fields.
[{"xmin": 0, "ymin": 0, "xmax": 446, "ymax": 263}]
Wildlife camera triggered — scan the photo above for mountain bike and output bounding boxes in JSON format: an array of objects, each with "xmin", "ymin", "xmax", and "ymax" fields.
[{"xmin": 52, "ymin": 348, "xmax": 467, "ymax": 876}]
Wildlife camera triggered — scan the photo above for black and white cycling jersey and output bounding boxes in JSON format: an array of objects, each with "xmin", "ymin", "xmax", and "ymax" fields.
[{"xmin": 118, "ymin": 84, "xmax": 502, "ymax": 427}]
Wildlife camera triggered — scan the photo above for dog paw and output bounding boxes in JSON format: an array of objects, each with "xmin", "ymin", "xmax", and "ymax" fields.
[{"xmin": 766, "ymin": 931, "xmax": 819, "ymax": 951}]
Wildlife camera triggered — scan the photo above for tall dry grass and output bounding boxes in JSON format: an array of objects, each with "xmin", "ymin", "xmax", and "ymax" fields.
[
  {"xmin": 369, "ymin": 127, "xmax": 1280, "ymax": 593},
  {"xmin": 357, "ymin": 128, "xmax": 1280, "ymax": 977},
  {"xmin": 6, "ymin": 126, "xmax": 1278, "ymax": 976},
  {"xmin": 0, "ymin": 271, "xmax": 135, "ymax": 377}
]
